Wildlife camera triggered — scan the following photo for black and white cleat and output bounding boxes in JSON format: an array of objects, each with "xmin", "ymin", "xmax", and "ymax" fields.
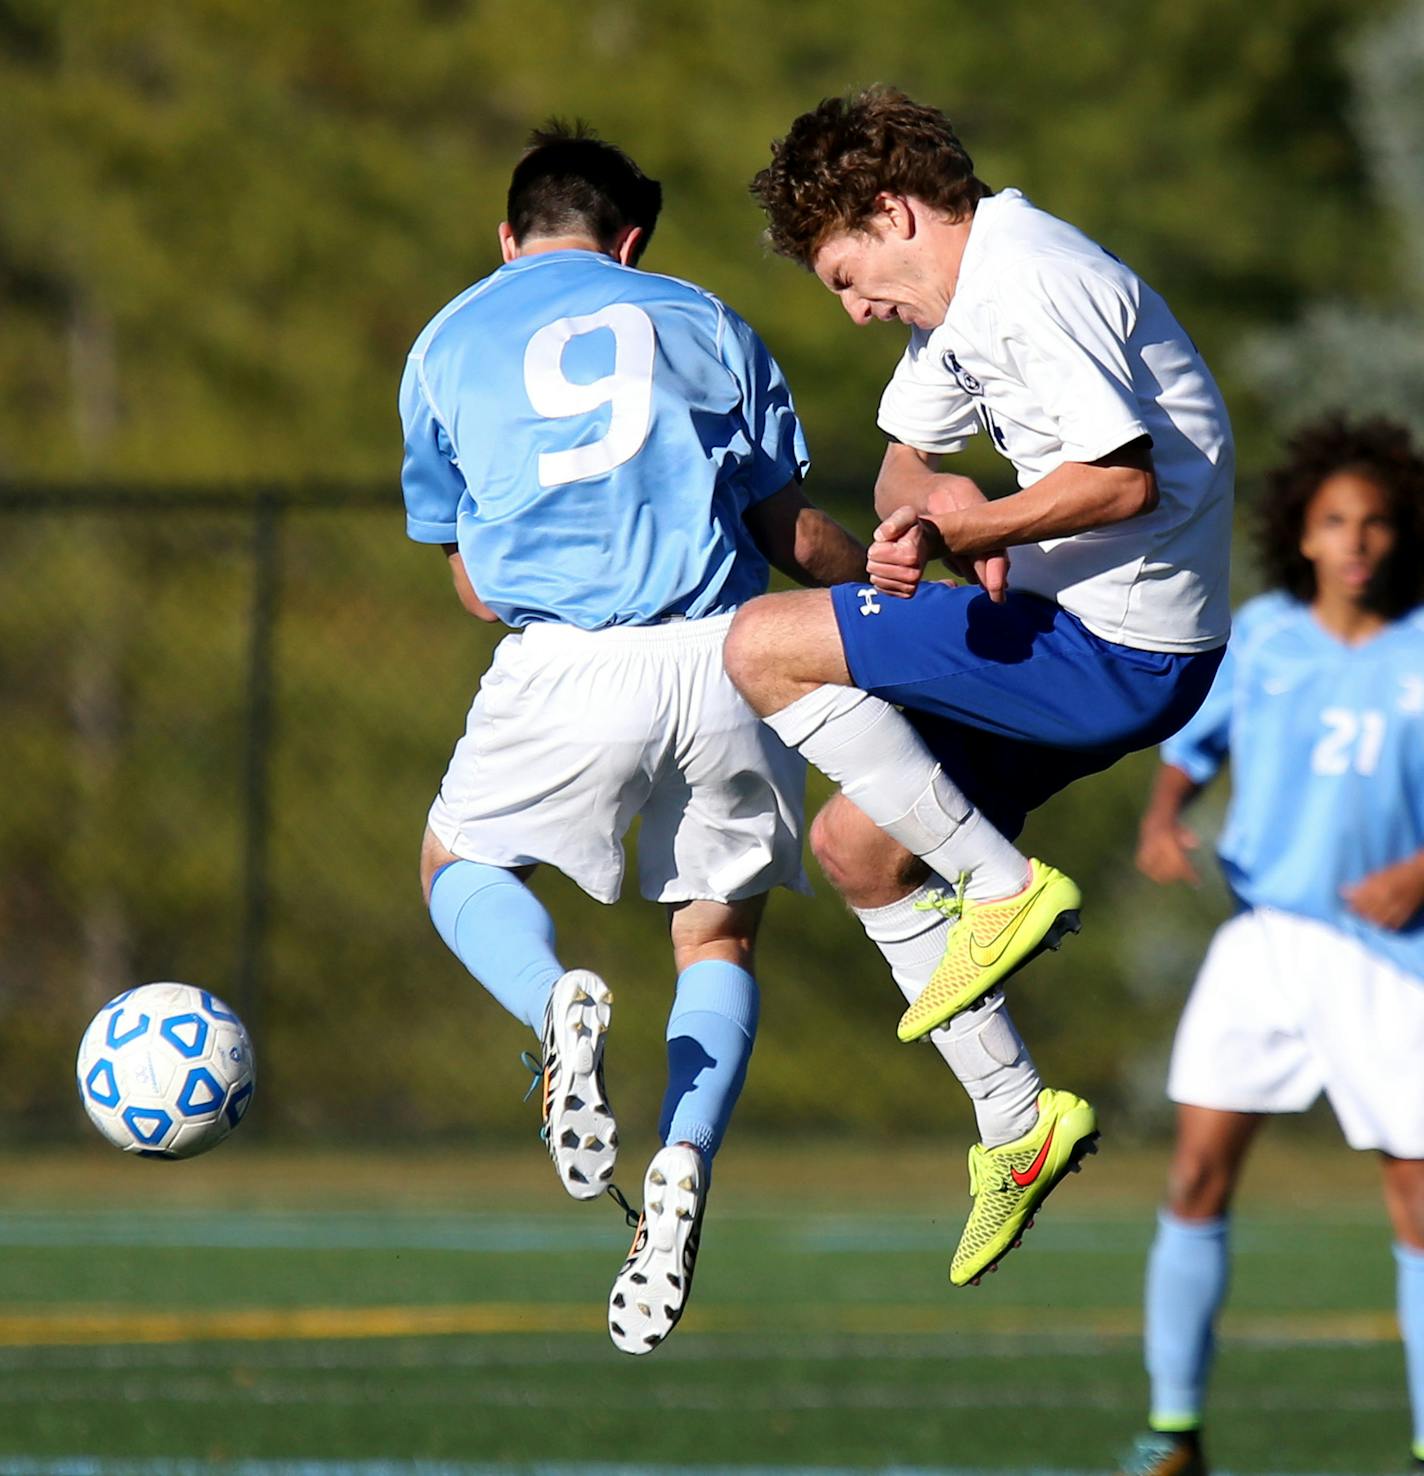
[
  {"xmin": 538, "ymin": 970, "xmax": 616, "ymax": 1200},
  {"xmin": 608, "ymin": 1143, "xmax": 706, "ymax": 1355}
]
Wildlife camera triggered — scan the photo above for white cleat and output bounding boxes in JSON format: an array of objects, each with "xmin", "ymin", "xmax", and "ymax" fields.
[
  {"xmin": 538, "ymin": 970, "xmax": 616, "ymax": 1200},
  {"xmin": 608, "ymin": 1143, "xmax": 706, "ymax": 1355}
]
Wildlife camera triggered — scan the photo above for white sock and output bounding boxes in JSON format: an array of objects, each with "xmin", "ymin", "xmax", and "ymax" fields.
[
  {"xmin": 765, "ymin": 685, "xmax": 1029, "ymax": 901},
  {"xmin": 854, "ymin": 884, "xmax": 1041, "ymax": 1147}
]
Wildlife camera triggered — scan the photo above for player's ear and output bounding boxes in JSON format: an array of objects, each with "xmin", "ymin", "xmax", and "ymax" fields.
[
  {"xmin": 612, "ymin": 224, "xmax": 645, "ymax": 266},
  {"xmin": 498, "ymin": 222, "xmax": 520, "ymax": 263},
  {"xmin": 875, "ymin": 193, "xmax": 915, "ymax": 239}
]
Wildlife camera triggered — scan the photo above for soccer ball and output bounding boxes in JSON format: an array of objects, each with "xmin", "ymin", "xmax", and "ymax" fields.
[{"xmin": 76, "ymin": 982, "xmax": 256, "ymax": 1158}]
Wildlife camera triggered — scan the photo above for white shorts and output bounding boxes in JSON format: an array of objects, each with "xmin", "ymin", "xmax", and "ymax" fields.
[
  {"xmin": 427, "ymin": 613, "xmax": 809, "ymax": 906},
  {"xmin": 1167, "ymin": 908, "xmax": 1424, "ymax": 1157}
]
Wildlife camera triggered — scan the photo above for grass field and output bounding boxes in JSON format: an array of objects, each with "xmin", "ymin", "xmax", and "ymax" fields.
[{"xmin": 0, "ymin": 1133, "xmax": 1409, "ymax": 1475}]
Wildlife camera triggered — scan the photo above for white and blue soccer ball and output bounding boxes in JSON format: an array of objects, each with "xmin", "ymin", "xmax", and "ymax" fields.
[{"xmin": 76, "ymin": 982, "xmax": 256, "ymax": 1158}]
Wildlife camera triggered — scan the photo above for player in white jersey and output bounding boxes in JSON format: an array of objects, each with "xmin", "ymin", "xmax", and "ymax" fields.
[
  {"xmin": 1119, "ymin": 417, "xmax": 1424, "ymax": 1476},
  {"xmin": 727, "ymin": 88, "xmax": 1233, "ymax": 1287},
  {"xmin": 399, "ymin": 123, "xmax": 869, "ymax": 1355}
]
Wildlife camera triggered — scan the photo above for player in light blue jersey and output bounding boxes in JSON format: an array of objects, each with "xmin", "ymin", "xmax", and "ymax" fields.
[
  {"xmin": 400, "ymin": 122, "xmax": 870, "ymax": 1356},
  {"xmin": 1120, "ymin": 417, "xmax": 1424, "ymax": 1476}
]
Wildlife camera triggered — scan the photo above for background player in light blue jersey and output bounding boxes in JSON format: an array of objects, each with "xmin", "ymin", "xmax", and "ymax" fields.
[
  {"xmin": 1121, "ymin": 417, "xmax": 1424, "ymax": 1476},
  {"xmin": 399, "ymin": 123, "xmax": 870, "ymax": 1356}
]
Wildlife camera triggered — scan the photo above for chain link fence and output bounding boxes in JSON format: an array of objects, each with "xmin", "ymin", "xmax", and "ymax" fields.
[{"xmin": 0, "ymin": 486, "xmax": 1232, "ymax": 1148}]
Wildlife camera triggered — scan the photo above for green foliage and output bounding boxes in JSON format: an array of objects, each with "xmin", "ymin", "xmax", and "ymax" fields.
[
  {"xmin": 0, "ymin": 0, "xmax": 1406, "ymax": 485},
  {"xmin": 1236, "ymin": 0, "xmax": 1424, "ymax": 440}
]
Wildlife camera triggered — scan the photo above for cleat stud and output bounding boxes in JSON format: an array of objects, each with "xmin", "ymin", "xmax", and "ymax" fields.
[
  {"xmin": 630, "ymin": 1273, "xmax": 647, "ymax": 1285},
  {"xmin": 604, "ymin": 990, "xmax": 614, "ymax": 1004},
  {"xmin": 650, "ymin": 1170, "xmax": 666, "ymax": 1186},
  {"xmin": 649, "ymin": 1200, "xmax": 663, "ymax": 1215},
  {"xmin": 677, "ymin": 1177, "xmax": 693, "ymax": 1191},
  {"xmin": 643, "ymin": 1334, "xmax": 660, "ymax": 1347},
  {"xmin": 667, "ymin": 1274, "xmax": 681, "ymax": 1289},
  {"xmin": 571, "ymin": 987, "xmax": 589, "ymax": 1004},
  {"xmin": 675, "ymin": 1207, "xmax": 691, "ymax": 1220},
  {"xmin": 636, "ymin": 1301, "xmax": 651, "ymax": 1317},
  {"xmin": 612, "ymin": 1294, "xmax": 625, "ymax": 1309},
  {"xmin": 598, "ymin": 1165, "xmax": 614, "ymax": 1181},
  {"xmin": 561, "ymin": 1129, "xmax": 580, "ymax": 1148}
]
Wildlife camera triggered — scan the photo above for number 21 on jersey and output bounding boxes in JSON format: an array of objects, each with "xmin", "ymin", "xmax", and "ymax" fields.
[
  {"xmin": 1311, "ymin": 707, "xmax": 1387, "ymax": 777},
  {"xmin": 523, "ymin": 305, "xmax": 656, "ymax": 488}
]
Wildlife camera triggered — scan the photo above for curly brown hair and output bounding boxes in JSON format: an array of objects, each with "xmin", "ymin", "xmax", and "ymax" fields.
[
  {"xmin": 749, "ymin": 87, "xmax": 990, "ymax": 268},
  {"xmin": 1257, "ymin": 414, "xmax": 1424, "ymax": 615}
]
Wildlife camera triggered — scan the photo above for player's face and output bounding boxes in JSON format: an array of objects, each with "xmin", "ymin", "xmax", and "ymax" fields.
[
  {"xmin": 812, "ymin": 216, "xmax": 949, "ymax": 331},
  {"xmin": 1299, "ymin": 470, "xmax": 1396, "ymax": 604}
]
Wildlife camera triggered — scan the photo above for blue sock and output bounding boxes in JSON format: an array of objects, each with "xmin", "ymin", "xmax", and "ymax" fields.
[
  {"xmin": 658, "ymin": 961, "xmax": 759, "ymax": 1162},
  {"xmin": 1395, "ymin": 1242, "xmax": 1424, "ymax": 1458},
  {"xmin": 428, "ymin": 861, "xmax": 563, "ymax": 1034},
  {"xmin": 1145, "ymin": 1210, "xmax": 1230, "ymax": 1431}
]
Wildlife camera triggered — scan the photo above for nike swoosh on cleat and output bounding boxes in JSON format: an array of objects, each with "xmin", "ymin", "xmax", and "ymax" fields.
[
  {"xmin": 1010, "ymin": 1123, "xmax": 1056, "ymax": 1187},
  {"xmin": 965, "ymin": 883, "xmax": 1047, "ymax": 969}
]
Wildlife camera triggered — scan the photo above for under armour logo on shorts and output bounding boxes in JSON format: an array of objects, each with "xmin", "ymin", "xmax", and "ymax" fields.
[{"xmin": 858, "ymin": 588, "xmax": 881, "ymax": 617}]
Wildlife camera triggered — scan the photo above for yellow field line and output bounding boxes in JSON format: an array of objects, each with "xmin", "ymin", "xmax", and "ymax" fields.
[{"xmin": 0, "ymin": 1303, "xmax": 1401, "ymax": 1348}]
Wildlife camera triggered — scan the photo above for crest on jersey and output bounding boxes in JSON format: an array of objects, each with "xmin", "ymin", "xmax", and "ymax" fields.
[{"xmin": 941, "ymin": 349, "xmax": 983, "ymax": 397}]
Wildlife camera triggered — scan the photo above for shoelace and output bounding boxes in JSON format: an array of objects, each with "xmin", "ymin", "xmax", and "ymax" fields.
[
  {"xmin": 966, "ymin": 1141, "xmax": 987, "ymax": 1198},
  {"xmin": 517, "ymin": 1049, "xmax": 639, "ymax": 1228},
  {"xmin": 913, "ymin": 872, "xmax": 969, "ymax": 923}
]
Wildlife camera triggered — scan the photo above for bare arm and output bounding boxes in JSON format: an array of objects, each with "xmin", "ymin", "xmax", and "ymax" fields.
[
  {"xmin": 441, "ymin": 544, "xmax": 502, "ymax": 623},
  {"xmin": 872, "ymin": 441, "xmax": 1010, "ymax": 602},
  {"xmin": 742, "ymin": 481, "xmax": 869, "ymax": 588},
  {"xmin": 926, "ymin": 436, "xmax": 1159, "ymax": 558},
  {"xmin": 1342, "ymin": 850, "xmax": 1424, "ymax": 932},
  {"xmin": 1135, "ymin": 762, "xmax": 1206, "ymax": 886}
]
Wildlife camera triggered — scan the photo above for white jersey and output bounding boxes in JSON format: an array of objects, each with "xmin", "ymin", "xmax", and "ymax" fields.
[{"xmin": 877, "ymin": 189, "xmax": 1233, "ymax": 654}]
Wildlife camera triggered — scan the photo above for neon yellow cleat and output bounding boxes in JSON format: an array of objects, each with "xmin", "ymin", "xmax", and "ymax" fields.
[
  {"xmin": 950, "ymin": 1087, "xmax": 1098, "ymax": 1287},
  {"xmin": 898, "ymin": 859, "xmax": 1082, "ymax": 1042}
]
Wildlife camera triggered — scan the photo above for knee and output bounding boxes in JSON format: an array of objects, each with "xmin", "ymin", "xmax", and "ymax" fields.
[
  {"xmin": 810, "ymin": 798, "xmax": 924, "ymax": 906},
  {"xmin": 1165, "ymin": 1144, "xmax": 1238, "ymax": 1220},
  {"xmin": 808, "ymin": 803, "xmax": 861, "ymax": 893},
  {"xmin": 723, "ymin": 597, "xmax": 773, "ymax": 699},
  {"xmin": 419, "ymin": 828, "xmax": 458, "ymax": 908},
  {"xmin": 1382, "ymin": 1160, "xmax": 1424, "ymax": 1248}
]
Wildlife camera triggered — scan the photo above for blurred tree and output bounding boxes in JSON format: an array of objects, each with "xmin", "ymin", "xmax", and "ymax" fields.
[
  {"xmin": 1236, "ymin": 0, "xmax": 1424, "ymax": 438},
  {"xmin": 0, "ymin": 0, "xmax": 1406, "ymax": 487}
]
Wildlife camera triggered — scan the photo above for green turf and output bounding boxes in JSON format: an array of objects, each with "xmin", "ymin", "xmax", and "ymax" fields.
[{"xmin": 0, "ymin": 1138, "xmax": 1408, "ymax": 1473}]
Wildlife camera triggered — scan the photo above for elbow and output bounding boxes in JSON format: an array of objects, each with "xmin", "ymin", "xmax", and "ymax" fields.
[
  {"xmin": 1114, "ymin": 469, "xmax": 1158, "ymax": 521},
  {"xmin": 872, "ymin": 470, "xmax": 898, "ymax": 522}
]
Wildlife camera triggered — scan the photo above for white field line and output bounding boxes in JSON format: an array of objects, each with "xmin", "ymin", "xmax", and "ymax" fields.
[
  {"xmin": 0, "ymin": 1211, "xmax": 1383, "ymax": 1255},
  {"xmin": 0, "ymin": 1373, "xmax": 1403, "ymax": 1415}
]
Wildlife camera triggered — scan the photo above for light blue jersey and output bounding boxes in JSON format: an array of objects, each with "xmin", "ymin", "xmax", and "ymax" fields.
[
  {"xmin": 1163, "ymin": 591, "xmax": 1424, "ymax": 980},
  {"xmin": 400, "ymin": 250, "xmax": 809, "ymax": 629}
]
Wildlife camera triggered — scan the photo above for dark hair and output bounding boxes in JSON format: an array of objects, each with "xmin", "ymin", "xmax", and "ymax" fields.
[
  {"xmin": 1257, "ymin": 413, "xmax": 1424, "ymax": 616},
  {"xmin": 750, "ymin": 87, "xmax": 989, "ymax": 267},
  {"xmin": 506, "ymin": 119, "xmax": 662, "ymax": 265}
]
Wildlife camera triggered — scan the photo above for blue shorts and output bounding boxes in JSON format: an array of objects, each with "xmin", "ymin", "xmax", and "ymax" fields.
[{"xmin": 830, "ymin": 581, "xmax": 1223, "ymax": 838}]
